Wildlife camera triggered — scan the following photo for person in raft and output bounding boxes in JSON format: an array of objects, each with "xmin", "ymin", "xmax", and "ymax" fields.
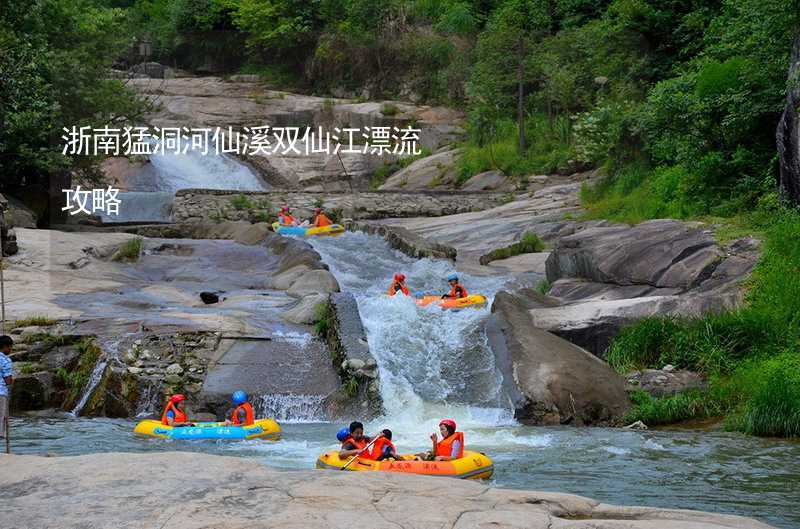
[
  {"xmin": 387, "ymin": 273, "xmax": 409, "ymax": 296},
  {"xmin": 338, "ymin": 421, "xmax": 381, "ymax": 458},
  {"xmin": 416, "ymin": 419, "xmax": 464, "ymax": 461},
  {"xmin": 312, "ymin": 208, "xmax": 333, "ymax": 227},
  {"xmin": 441, "ymin": 273, "xmax": 468, "ymax": 299},
  {"xmin": 160, "ymin": 394, "xmax": 194, "ymax": 427},
  {"xmin": 278, "ymin": 206, "xmax": 298, "ymax": 226},
  {"xmin": 223, "ymin": 390, "xmax": 255, "ymax": 426},
  {"xmin": 370, "ymin": 429, "xmax": 400, "ymax": 461}
]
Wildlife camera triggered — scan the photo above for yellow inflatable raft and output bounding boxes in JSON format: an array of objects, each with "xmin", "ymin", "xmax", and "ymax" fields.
[
  {"xmin": 415, "ymin": 294, "xmax": 488, "ymax": 310},
  {"xmin": 316, "ymin": 450, "xmax": 493, "ymax": 480},
  {"xmin": 134, "ymin": 418, "xmax": 281, "ymax": 441},
  {"xmin": 271, "ymin": 222, "xmax": 345, "ymax": 237}
]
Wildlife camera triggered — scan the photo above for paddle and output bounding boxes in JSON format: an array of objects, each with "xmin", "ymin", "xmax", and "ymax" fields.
[
  {"xmin": 340, "ymin": 435, "xmax": 381, "ymax": 471},
  {"xmin": 5, "ymin": 416, "xmax": 9, "ymax": 454}
]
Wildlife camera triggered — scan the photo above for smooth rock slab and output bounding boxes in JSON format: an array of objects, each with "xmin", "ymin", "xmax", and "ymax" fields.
[{"xmin": 0, "ymin": 452, "xmax": 773, "ymax": 529}]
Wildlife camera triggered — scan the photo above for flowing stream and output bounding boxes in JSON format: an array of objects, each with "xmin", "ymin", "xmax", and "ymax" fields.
[{"xmin": 17, "ymin": 231, "xmax": 800, "ymax": 527}]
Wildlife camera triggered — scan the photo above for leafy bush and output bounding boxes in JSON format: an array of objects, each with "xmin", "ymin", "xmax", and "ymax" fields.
[
  {"xmin": 231, "ymin": 194, "xmax": 254, "ymax": 210},
  {"xmin": 112, "ymin": 238, "xmax": 143, "ymax": 262},
  {"xmin": 624, "ymin": 390, "xmax": 720, "ymax": 426},
  {"xmin": 535, "ymin": 279, "xmax": 551, "ymax": 295},
  {"xmin": 480, "ymin": 232, "xmax": 545, "ymax": 264}
]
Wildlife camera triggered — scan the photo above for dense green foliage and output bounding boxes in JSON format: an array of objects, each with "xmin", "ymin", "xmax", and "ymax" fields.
[{"xmin": 0, "ymin": 0, "xmax": 145, "ymax": 203}]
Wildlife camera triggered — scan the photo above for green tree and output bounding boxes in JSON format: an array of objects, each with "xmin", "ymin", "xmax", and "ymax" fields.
[
  {"xmin": 0, "ymin": 0, "xmax": 144, "ymax": 206},
  {"xmin": 469, "ymin": 0, "xmax": 553, "ymax": 152}
]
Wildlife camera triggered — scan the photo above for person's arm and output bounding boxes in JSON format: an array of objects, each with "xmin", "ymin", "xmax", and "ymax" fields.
[{"xmin": 2, "ymin": 358, "xmax": 12, "ymax": 388}]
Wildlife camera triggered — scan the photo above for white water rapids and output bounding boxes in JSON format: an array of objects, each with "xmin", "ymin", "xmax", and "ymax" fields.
[{"xmin": 309, "ymin": 231, "xmax": 518, "ymax": 443}]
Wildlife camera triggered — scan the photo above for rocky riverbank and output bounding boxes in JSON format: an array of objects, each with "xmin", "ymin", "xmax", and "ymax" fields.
[
  {"xmin": 3, "ymin": 222, "xmax": 378, "ymax": 420},
  {"xmin": 0, "ymin": 452, "xmax": 775, "ymax": 529}
]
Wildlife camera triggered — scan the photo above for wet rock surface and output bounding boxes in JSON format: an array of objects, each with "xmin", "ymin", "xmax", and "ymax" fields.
[
  {"xmin": 3, "ymin": 222, "xmax": 363, "ymax": 419},
  {"xmin": 626, "ymin": 367, "xmax": 707, "ymax": 398},
  {"xmin": 488, "ymin": 291, "xmax": 630, "ymax": 425},
  {"xmin": 777, "ymin": 34, "xmax": 800, "ymax": 205},
  {"xmin": 349, "ymin": 222, "xmax": 456, "ymax": 260},
  {"xmin": 0, "ymin": 452, "xmax": 774, "ymax": 529}
]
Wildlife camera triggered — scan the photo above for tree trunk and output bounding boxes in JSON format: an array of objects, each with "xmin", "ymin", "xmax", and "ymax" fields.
[
  {"xmin": 777, "ymin": 34, "xmax": 800, "ymax": 205},
  {"xmin": 517, "ymin": 37, "xmax": 526, "ymax": 154}
]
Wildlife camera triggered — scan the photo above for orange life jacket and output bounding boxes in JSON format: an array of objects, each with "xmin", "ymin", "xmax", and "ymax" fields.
[
  {"xmin": 387, "ymin": 281, "xmax": 410, "ymax": 296},
  {"xmin": 231, "ymin": 402, "xmax": 255, "ymax": 426},
  {"xmin": 314, "ymin": 213, "xmax": 333, "ymax": 227},
  {"xmin": 448, "ymin": 284, "xmax": 468, "ymax": 299},
  {"xmin": 161, "ymin": 402, "xmax": 187, "ymax": 425},
  {"xmin": 435, "ymin": 431, "xmax": 464, "ymax": 459},
  {"xmin": 342, "ymin": 435, "xmax": 369, "ymax": 454},
  {"xmin": 280, "ymin": 214, "xmax": 296, "ymax": 225},
  {"xmin": 368, "ymin": 437, "xmax": 397, "ymax": 460}
]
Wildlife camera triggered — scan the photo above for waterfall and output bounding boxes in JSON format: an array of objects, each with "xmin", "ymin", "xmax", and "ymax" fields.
[
  {"xmin": 310, "ymin": 232, "xmax": 516, "ymax": 434},
  {"xmin": 255, "ymin": 394, "xmax": 326, "ymax": 423},
  {"xmin": 70, "ymin": 361, "xmax": 108, "ymax": 416},
  {"xmin": 134, "ymin": 380, "xmax": 164, "ymax": 418},
  {"xmin": 100, "ymin": 143, "xmax": 269, "ymax": 225},
  {"xmin": 133, "ymin": 144, "xmax": 269, "ymax": 193}
]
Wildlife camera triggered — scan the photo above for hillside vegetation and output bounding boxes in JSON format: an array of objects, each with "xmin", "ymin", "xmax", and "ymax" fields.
[{"xmin": 2, "ymin": 0, "xmax": 799, "ymax": 436}]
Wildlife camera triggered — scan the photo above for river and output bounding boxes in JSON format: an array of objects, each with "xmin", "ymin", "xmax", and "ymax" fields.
[{"xmin": 12, "ymin": 232, "xmax": 800, "ymax": 529}]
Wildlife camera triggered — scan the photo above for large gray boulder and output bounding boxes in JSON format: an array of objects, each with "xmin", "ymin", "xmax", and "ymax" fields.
[
  {"xmin": 778, "ymin": 34, "xmax": 800, "ymax": 205},
  {"xmin": 546, "ymin": 220, "xmax": 723, "ymax": 290},
  {"xmin": 488, "ymin": 291, "xmax": 630, "ymax": 425},
  {"xmin": 379, "ymin": 148, "xmax": 461, "ymax": 189},
  {"xmin": 540, "ymin": 221, "xmax": 759, "ymax": 355},
  {"xmin": 1, "ymin": 452, "xmax": 775, "ymax": 529}
]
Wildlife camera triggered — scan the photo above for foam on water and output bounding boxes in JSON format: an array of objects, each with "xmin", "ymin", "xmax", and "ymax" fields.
[{"xmin": 310, "ymin": 232, "xmax": 513, "ymax": 441}]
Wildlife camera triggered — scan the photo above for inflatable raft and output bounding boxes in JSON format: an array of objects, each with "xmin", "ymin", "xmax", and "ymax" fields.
[
  {"xmin": 316, "ymin": 450, "xmax": 493, "ymax": 480},
  {"xmin": 272, "ymin": 222, "xmax": 345, "ymax": 237},
  {"xmin": 415, "ymin": 294, "xmax": 488, "ymax": 310},
  {"xmin": 134, "ymin": 418, "xmax": 281, "ymax": 441}
]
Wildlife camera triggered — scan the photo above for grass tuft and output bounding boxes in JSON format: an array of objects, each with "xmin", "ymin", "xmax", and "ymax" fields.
[
  {"xmin": 112, "ymin": 238, "xmax": 143, "ymax": 262},
  {"xmin": 480, "ymin": 231, "xmax": 545, "ymax": 265}
]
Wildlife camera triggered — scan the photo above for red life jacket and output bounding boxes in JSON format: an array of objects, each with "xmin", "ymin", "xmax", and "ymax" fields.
[
  {"xmin": 435, "ymin": 431, "xmax": 464, "ymax": 459},
  {"xmin": 161, "ymin": 402, "xmax": 187, "ymax": 425},
  {"xmin": 388, "ymin": 281, "xmax": 410, "ymax": 296},
  {"xmin": 231, "ymin": 402, "xmax": 255, "ymax": 426},
  {"xmin": 368, "ymin": 437, "xmax": 397, "ymax": 460},
  {"xmin": 279, "ymin": 214, "xmax": 296, "ymax": 225},
  {"xmin": 448, "ymin": 283, "xmax": 468, "ymax": 299}
]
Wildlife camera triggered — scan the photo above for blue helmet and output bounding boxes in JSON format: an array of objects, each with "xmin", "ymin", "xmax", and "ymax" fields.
[
  {"xmin": 447, "ymin": 273, "xmax": 459, "ymax": 282},
  {"xmin": 232, "ymin": 390, "xmax": 248, "ymax": 405},
  {"xmin": 336, "ymin": 427, "xmax": 350, "ymax": 442}
]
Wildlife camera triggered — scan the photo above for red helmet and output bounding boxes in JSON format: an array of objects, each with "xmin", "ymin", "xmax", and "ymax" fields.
[
  {"xmin": 170, "ymin": 394, "xmax": 186, "ymax": 404},
  {"xmin": 394, "ymin": 273, "xmax": 406, "ymax": 282},
  {"xmin": 439, "ymin": 419, "xmax": 456, "ymax": 431},
  {"xmin": 281, "ymin": 205, "xmax": 290, "ymax": 212},
  {"xmin": 315, "ymin": 208, "xmax": 322, "ymax": 214}
]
